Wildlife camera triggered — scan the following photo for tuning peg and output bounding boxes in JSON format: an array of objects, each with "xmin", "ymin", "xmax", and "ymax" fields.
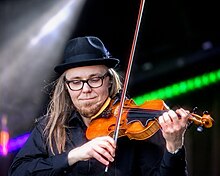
[
  {"xmin": 203, "ymin": 111, "xmax": 209, "ymax": 115},
  {"xmin": 197, "ymin": 126, "xmax": 204, "ymax": 132},
  {"xmin": 193, "ymin": 107, "xmax": 198, "ymax": 113}
]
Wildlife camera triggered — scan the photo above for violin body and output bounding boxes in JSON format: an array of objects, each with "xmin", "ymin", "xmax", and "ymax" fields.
[
  {"xmin": 121, "ymin": 99, "xmax": 165, "ymax": 140},
  {"xmin": 86, "ymin": 98, "xmax": 167, "ymax": 140},
  {"xmin": 86, "ymin": 98, "xmax": 214, "ymax": 141}
]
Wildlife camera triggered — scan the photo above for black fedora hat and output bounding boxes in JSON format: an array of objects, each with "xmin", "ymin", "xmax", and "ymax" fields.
[{"xmin": 54, "ymin": 36, "xmax": 120, "ymax": 74}]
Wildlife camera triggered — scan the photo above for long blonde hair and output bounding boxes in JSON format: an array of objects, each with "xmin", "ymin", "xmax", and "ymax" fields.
[{"xmin": 44, "ymin": 68, "xmax": 122, "ymax": 154}]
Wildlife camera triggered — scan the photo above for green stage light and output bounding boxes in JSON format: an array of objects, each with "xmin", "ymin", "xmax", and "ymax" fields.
[{"xmin": 133, "ymin": 68, "xmax": 220, "ymax": 105}]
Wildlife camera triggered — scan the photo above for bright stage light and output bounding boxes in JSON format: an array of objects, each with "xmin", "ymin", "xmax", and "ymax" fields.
[{"xmin": 0, "ymin": 0, "xmax": 86, "ymax": 152}]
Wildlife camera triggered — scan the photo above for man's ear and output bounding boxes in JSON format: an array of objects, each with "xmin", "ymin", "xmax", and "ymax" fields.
[{"xmin": 108, "ymin": 81, "xmax": 113, "ymax": 88}]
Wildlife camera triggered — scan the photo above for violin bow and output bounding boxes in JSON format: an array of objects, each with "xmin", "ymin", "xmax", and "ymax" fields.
[{"xmin": 105, "ymin": 0, "xmax": 146, "ymax": 172}]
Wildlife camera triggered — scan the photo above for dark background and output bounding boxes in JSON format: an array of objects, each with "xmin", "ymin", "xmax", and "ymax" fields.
[
  {"xmin": 74, "ymin": 0, "xmax": 220, "ymax": 96},
  {"xmin": 0, "ymin": 0, "xmax": 220, "ymax": 175}
]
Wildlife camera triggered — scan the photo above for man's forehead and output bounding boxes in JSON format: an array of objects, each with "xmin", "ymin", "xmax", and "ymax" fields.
[{"xmin": 65, "ymin": 65, "xmax": 108, "ymax": 78}]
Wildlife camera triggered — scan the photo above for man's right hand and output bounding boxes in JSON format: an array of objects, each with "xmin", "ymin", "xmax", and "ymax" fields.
[{"xmin": 68, "ymin": 136, "xmax": 116, "ymax": 166}]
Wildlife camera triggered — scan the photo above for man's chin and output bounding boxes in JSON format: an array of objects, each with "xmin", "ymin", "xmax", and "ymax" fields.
[
  {"xmin": 77, "ymin": 101, "xmax": 104, "ymax": 118},
  {"xmin": 79, "ymin": 106, "xmax": 100, "ymax": 118},
  {"xmin": 79, "ymin": 111, "xmax": 97, "ymax": 118}
]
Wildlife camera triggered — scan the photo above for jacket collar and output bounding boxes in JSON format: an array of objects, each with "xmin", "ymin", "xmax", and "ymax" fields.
[{"xmin": 67, "ymin": 111, "xmax": 87, "ymax": 129}]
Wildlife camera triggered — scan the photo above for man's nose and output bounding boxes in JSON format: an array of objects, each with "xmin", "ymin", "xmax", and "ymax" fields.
[{"xmin": 81, "ymin": 82, "xmax": 92, "ymax": 92}]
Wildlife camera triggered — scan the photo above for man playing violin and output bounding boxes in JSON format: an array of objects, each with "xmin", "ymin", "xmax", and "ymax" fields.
[{"xmin": 9, "ymin": 36, "xmax": 188, "ymax": 176}]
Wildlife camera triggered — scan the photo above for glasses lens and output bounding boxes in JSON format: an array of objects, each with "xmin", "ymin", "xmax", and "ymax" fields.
[
  {"xmin": 68, "ymin": 80, "xmax": 83, "ymax": 91},
  {"xmin": 88, "ymin": 77, "xmax": 102, "ymax": 88}
]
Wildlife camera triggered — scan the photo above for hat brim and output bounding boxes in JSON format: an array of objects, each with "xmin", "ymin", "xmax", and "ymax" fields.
[{"xmin": 54, "ymin": 58, "xmax": 119, "ymax": 74}]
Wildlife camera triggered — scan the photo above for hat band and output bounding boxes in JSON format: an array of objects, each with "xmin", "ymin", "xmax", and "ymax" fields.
[{"xmin": 65, "ymin": 53, "xmax": 109, "ymax": 64}]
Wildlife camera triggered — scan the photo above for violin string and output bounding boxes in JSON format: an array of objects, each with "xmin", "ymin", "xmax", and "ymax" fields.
[{"xmin": 121, "ymin": 108, "xmax": 166, "ymax": 115}]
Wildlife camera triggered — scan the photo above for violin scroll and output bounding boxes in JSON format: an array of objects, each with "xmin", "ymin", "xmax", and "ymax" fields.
[{"xmin": 188, "ymin": 109, "xmax": 214, "ymax": 132}]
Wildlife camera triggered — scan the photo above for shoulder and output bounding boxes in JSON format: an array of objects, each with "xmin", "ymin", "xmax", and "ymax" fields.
[
  {"xmin": 34, "ymin": 115, "xmax": 48, "ymax": 124},
  {"xmin": 33, "ymin": 115, "xmax": 48, "ymax": 132}
]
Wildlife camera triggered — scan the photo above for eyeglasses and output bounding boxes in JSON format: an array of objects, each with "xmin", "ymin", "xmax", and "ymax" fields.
[{"xmin": 65, "ymin": 72, "xmax": 109, "ymax": 91}]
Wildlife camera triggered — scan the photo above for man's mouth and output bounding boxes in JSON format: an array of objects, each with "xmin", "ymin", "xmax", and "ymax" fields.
[{"xmin": 80, "ymin": 97, "xmax": 97, "ymax": 101}]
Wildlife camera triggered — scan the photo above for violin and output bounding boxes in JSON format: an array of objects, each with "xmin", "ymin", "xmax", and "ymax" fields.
[{"xmin": 86, "ymin": 97, "xmax": 214, "ymax": 140}]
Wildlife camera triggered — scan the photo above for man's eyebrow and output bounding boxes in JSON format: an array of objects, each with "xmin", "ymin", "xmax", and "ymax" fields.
[{"xmin": 67, "ymin": 73, "xmax": 103, "ymax": 80}]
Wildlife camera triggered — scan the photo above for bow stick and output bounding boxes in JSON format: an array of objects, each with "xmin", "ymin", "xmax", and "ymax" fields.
[{"xmin": 105, "ymin": 0, "xmax": 146, "ymax": 172}]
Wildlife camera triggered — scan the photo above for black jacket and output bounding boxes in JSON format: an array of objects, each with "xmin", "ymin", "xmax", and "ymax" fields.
[{"xmin": 8, "ymin": 111, "xmax": 188, "ymax": 176}]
